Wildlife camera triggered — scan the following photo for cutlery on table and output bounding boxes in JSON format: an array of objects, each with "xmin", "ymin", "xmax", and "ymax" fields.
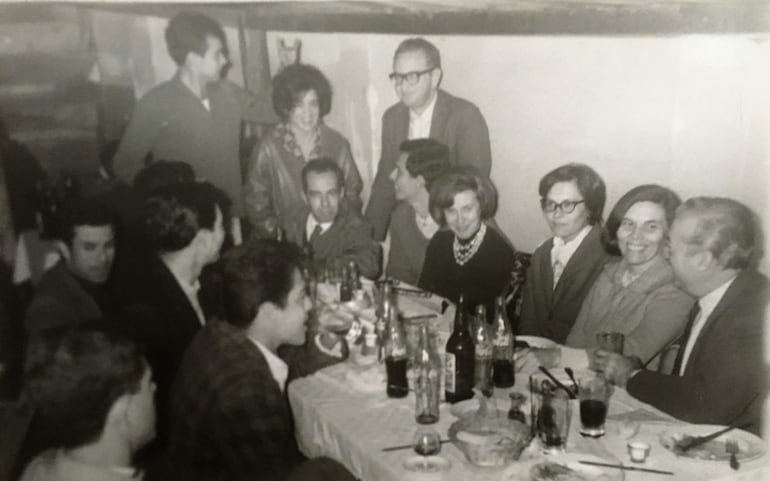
[
  {"xmin": 726, "ymin": 439, "xmax": 740, "ymax": 470},
  {"xmin": 394, "ymin": 287, "xmax": 431, "ymax": 298},
  {"xmin": 678, "ymin": 423, "xmax": 747, "ymax": 452},
  {"xmin": 401, "ymin": 313, "xmax": 438, "ymax": 322},
  {"xmin": 563, "ymin": 367, "xmax": 579, "ymax": 395},
  {"xmin": 578, "ymin": 460, "xmax": 674, "ymax": 475},
  {"xmin": 381, "ymin": 439, "xmax": 451, "ymax": 452},
  {"xmin": 538, "ymin": 366, "xmax": 576, "ymax": 399}
]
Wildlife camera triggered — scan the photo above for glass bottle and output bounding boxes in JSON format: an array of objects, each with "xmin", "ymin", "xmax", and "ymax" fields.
[
  {"xmin": 473, "ymin": 305, "xmax": 493, "ymax": 396},
  {"xmin": 415, "ymin": 325, "xmax": 440, "ymax": 424},
  {"xmin": 384, "ymin": 300, "xmax": 409, "ymax": 398},
  {"xmin": 339, "ymin": 263, "xmax": 352, "ymax": 302},
  {"xmin": 444, "ymin": 295, "xmax": 475, "ymax": 403},
  {"xmin": 492, "ymin": 296, "xmax": 515, "ymax": 388},
  {"xmin": 375, "ymin": 281, "xmax": 393, "ymax": 362}
]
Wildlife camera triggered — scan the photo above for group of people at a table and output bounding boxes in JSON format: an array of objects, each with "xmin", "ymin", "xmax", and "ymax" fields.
[{"xmin": 6, "ymin": 9, "xmax": 768, "ymax": 481}]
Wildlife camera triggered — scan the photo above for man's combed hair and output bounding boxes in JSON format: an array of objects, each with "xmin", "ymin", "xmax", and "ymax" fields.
[
  {"xmin": 679, "ymin": 196, "xmax": 757, "ymax": 269},
  {"xmin": 144, "ymin": 181, "xmax": 230, "ymax": 252},
  {"xmin": 23, "ymin": 328, "xmax": 145, "ymax": 449},
  {"xmin": 165, "ymin": 11, "xmax": 226, "ymax": 66},
  {"xmin": 60, "ymin": 199, "xmax": 116, "ymax": 246},
  {"xmin": 394, "ymin": 37, "xmax": 441, "ymax": 69},
  {"xmin": 399, "ymin": 139, "xmax": 450, "ymax": 190},
  {"xmin": 301, "ymin": 157, "xmax": 344, "ymax": 192},
  {"xmin": 133, "ymin": 160, "xmax": 196, "ymax": 197},
  {"xmin": 220, "ymin": 240, "xmax": 304, "ymax": 328}
]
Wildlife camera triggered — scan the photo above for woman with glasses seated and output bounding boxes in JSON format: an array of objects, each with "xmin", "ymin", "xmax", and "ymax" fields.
[
  {"xmin": 418, "ymin": 167, "xmax": 514, "ymax": 319},
  {"xmin": 566, "ymin": 184, "xmax": 693, "ymax": 370},
  {"xmin": 244, "ymin": 64, "xmax": 362, "ymax": 236},
  {"xmin": 518, "ymin": 163, "xmax": 611, "ymax": 344}
]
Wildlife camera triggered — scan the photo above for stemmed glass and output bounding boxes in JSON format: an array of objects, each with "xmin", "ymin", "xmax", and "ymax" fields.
[{"xmin": 412, "ymin": 426, "xmax": 442, "ymax": 472}]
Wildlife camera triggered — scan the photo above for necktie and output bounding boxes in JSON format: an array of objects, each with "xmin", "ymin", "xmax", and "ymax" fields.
[
  {"xmin": 552, "ymin": 259, "xmax": 564, "ymax": 289},
  {"xmin": 309, "ymin": 224, "xmax": 323, "ymax": 244},
  {"xmin": 672, "ymin": 303, "xmax": 701, "ymax": 375}
]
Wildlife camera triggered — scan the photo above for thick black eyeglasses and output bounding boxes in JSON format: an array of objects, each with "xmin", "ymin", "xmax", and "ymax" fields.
[
  {"xmin": 388, "ymin": 68, "xmax": 434, "ymax": 86},
  {"xmin": 540, "ymin": 199, "xmax": 585, "ymax": 214}
]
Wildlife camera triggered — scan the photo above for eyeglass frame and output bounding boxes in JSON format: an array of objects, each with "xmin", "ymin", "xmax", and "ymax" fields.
[
  {"xmin": 388, "ymin": 67, "xmax": 436, "ymax": 86},
  {"xmin": 540, "ymin": 198, "xmax": 585, "ymax": 214}
]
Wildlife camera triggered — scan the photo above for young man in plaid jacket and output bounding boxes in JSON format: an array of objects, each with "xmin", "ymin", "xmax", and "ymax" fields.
[{"xmin": 166, "ymin": 240, "xmax": 355, "ymax": 481}]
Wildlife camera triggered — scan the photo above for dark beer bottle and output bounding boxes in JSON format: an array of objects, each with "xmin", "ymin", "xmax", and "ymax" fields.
[
  {"xmin": 492, "ymin": 296, "xmax": 515, "ymax": 388},
  {"xmin": 444, "ymin": 296, "xmax": 475, "ymax": 403}
]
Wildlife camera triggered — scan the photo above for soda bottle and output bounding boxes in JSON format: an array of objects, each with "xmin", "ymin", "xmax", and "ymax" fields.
[
  {"xmin": 384, "ymin": 299, "xmax": 409, "ymax": 398},
  {"xmin": 444, "ymin": 295, "xmax": 475, "ymax": 403},
  {"xmin": 473, "ymin": 305, "xmax": 493, "ymax": 396},
  {"xmin": 415, "ymin": 325, "xmax": 440, "ymax": 424},
  {"xmin": 492, "ymin": 296, "xmax": 515, "ymax": 388}
]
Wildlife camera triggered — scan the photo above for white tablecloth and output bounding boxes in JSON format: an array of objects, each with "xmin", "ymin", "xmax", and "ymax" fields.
[{"xmin": 289, "ymin": 363, "xmax": 769, "ymax": 481}]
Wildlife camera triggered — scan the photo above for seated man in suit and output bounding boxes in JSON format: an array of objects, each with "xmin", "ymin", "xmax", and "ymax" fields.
[
  {"xmin": 20, "ymin": 328, "xmax": 155, "ymax": 481},
  {"xmin": 167, "ymin": 240, "xmax": 355, "ymax": 481},
  {"xmin": 118, "ymin": 181, "xmax": 228, "ymax": 447},
  {"xmin": 25, "ymin": 200, "xmax": 117, "ymax": 337},
  {"xmin": 285, "ymin": 158, "xmax": 381, "ymax": 279},
  {"xmin": 595, "ymin": 197, "xmax": 769, "ymax": 435},
  {"xmin": 366, "ymin": 37, "xmax": 491, "ymax": 240}
]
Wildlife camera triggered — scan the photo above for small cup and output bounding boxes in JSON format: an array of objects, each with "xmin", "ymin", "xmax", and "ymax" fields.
[
  {"xmin": 596, "ymin": 332, "xmax": 625, "ymax": 354},
  {"xmin": 627, "ymin": 441, "xmax": 651, "ymax": 463}
]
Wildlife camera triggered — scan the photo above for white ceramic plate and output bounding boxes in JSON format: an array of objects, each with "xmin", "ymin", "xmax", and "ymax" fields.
[
  {"xmin": 517, "ymin": 336, "xmax": 558, "ymax": 349},
  {"xmin": 448, "ymin": 397, "xmax": 508, "ymax": 418},
  {"xmin": 659, "ymin": 424, "xmax": 766, "ymax": 462},
  {"xmin": 402, "ymin": 455, "xmax": 451, "ymax": 473},
  {"xmin": 502, "ymin": 453, "xmax": 624, "ymax": 481}
]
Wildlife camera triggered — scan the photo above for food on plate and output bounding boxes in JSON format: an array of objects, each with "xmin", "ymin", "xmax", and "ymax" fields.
[
  {"xmin": 529, "ymin": 462, "xmax": 588, "ymax": 481},
  {"xmin": 668, "ymin": 434, "xmax": 734, "ymax": 459}
]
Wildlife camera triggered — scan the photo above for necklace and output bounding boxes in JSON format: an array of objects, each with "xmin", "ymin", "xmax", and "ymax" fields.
[{"xmin": 453, "ymin": 223, "xmax": 487, "ymax": 266}]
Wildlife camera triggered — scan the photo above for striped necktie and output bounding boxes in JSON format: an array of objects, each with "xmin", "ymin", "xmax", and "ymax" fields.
[{"xmin": 309, "ymin": 224, "xmax": 323, "ymax": 244}]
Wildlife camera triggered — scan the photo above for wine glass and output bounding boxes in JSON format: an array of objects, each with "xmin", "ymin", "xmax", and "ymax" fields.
[{"xmin": 412, "ymin": 426, "xmax": 442, "ymax": 472}]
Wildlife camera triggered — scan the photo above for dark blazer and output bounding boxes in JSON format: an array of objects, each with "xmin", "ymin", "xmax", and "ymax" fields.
[
  {"xmin": 167, "ymin": 320, "xmax": 341, "ymax": 481},
  {"xmin": 285, "ymin": 204, "xmax": 381, "ymax": 279},
  {"xmin": 24, "ymin": 261, "xmax": 102, "ymax": 337},
  {"xmin": 627, "ymin": 269, "xmax": 770, "ymax": 435},
  {"xmin": 518, "ymin": 225, "xmax": 611, "ymax": 344},
  {"xmin": 365, "ymin": 89, "xmax": 491, "ymax": 240},
  {"xmin": 118, "ymin": 256, "xmax": 204, "ymax": 437}
]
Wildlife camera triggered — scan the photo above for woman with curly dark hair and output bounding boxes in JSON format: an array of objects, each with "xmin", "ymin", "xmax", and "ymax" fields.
[{"xmin": 243, "ymin": 64, "xmax": 362, "ymax": 235}]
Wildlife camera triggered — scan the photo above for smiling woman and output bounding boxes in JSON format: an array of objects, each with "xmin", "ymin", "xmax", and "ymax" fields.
[
  {"xmin": 418, "ymin": 166, "xmax": 515, "ymax": 319},
  {"xmin": 565, "ymin": 184, "xmax": 695, "ymax": 368}
]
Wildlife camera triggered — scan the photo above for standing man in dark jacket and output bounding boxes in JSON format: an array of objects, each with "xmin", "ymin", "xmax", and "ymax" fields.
[
  {"xmin": 365, "ymin": 37, "xmax": 491, "ymax": 240},
  {"xmin": 596, "ymin": 197, "xmax": 769, "ymax": 435}
]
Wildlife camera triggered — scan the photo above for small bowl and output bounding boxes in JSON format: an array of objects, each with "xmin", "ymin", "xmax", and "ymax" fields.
[
  {"xmin": 627, "ymin": 441, "xmax": 651, "ymax": 463},
  {"xmin": 448, "ymin": 416, "xmax": 532, "ymax": 467}
]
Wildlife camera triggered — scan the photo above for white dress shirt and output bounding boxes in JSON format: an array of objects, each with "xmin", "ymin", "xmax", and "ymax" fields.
[
  {"xmin": 306, "ymin": 214, "xmax": 333, "ymax": 241},
  {"xmin": 408, "ymin": 92, "xmax": 438, "ymax": 140},
  {"xmin": 550, "ymin": 225, "xmax": 592, "ymax": 286},
  {"xmin": 415, "ymin": 210, "xmax": 439, "ymax": 240},
  {"xmin": 248, "ymin": 336, "xmax": 289, "ymax": 392},
  {"xmin": 679, "ymin": 275, "xmax": 736, "ymax": 375}
]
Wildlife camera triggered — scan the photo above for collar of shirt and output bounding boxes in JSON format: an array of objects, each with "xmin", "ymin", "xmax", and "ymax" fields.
[
  {"xmin": 306, "ymin": 214, "xmax": 333, "ymax": 240},
  {"xmin": 163, "ymin": 261, "xmax": 206, "ymax": 325},
  {"xmin": 414, "ymin": 210, "xmax": 439, "ymax": 239},
  {"xmin": 551, "ymin": 225, "xmax": 592, "ymax": 269},
  {"xmin": 247, "ymin": 335, "xmax": 289, "ymax": 392},
  {"xmin": 408, "ymin": 91, "xmax": 438, "ymax": 140},
  {"xmin": 679, "ymin": 274, "xmax": 737, "ymax": 374}
]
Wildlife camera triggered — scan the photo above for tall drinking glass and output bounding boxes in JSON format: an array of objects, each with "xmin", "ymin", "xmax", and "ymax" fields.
[
  {"xmin": 578, "ymin": 373, "xmax": 611, "ymax": 437},
  {"xmin": 537, "ymin": 389, "xmax": 571, "ymax": 453},
  {"xmin": 596, "ymin": 332, "xmax": 625, "ymax": 354}
]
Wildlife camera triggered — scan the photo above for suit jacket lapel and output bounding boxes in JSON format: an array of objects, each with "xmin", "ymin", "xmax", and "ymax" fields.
[
  {"xmin": 429, "ymin": 90, "xmax": 449, "ymax": 139},
  {"xmin": 552, "ymin": 226, "xmax": 597, "ymax": 299},
  {"xmin": 539, "ymin": 238, "xmax": 555, "ymax": 306},
  {"xmin": 685, "ymin": 272, "xmax": 746, "ymax": 369}
]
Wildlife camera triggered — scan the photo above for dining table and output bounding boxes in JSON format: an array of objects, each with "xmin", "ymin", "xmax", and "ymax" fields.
[{"xmin": 289, "ymin": 286, "xmax": 769, "ymax": 481}]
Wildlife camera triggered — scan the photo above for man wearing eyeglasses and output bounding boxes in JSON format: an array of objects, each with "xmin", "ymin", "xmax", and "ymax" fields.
[{"xmin": 365, "ymin": 37, "xmax": 491, "ymax": 241}]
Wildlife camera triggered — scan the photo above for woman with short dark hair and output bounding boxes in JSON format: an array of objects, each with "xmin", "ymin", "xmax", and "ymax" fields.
[
  {"xmin": 244, "ymin": 64, "xmax": 362, "ymax": 235},
  {"xmin": 567, "ymin": 184, "xmax": 693, "ymax": 368},
  {"xmin": 418, "ymin": 167, "xmax": 514, "ymax": 317},
  {"xmin": 518, "ymin": 163, "xmax": 611, "ymax": 344}
]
